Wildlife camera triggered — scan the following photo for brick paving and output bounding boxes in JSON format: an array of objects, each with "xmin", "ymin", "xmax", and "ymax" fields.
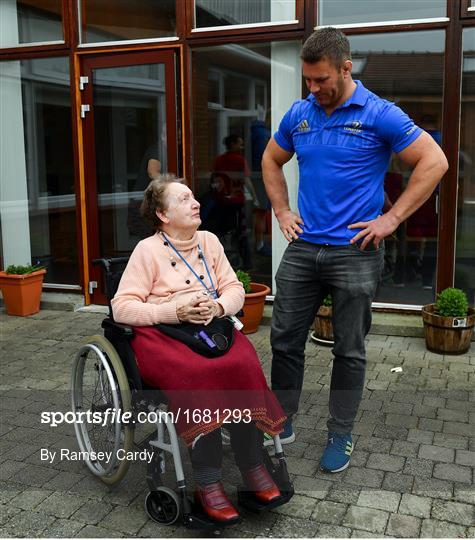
[{"xmin": 0, "ymin": 309, "xmax": 474, "ymax": 538}]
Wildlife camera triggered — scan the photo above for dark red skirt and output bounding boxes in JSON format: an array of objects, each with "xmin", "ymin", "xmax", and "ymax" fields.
[{"xmin": 131, "ymin": 326, "xmax": 286, "ymax": 446}]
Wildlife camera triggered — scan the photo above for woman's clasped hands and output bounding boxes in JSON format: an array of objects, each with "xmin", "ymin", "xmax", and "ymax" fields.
[{"xmin": 176, "ymin": 291, "xmax": 224, "ymax": 325}]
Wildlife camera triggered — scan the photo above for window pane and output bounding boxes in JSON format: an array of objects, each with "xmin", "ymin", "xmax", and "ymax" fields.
[
  {"xmin": 455, "ymin": 29, "xmax": 475, "ymax": 305},
  {"xmin": 79, "ymin": 0, "xmax": 175, "ymax": 44},
  {"xmin": 0, "ymin": 58, "xmax": 78, "ymax": 285},
  {"xmin": 318, "ymin": 0, "xmax": 446, "ymax": 26},
  {"xmin": 0, "ymin": 0, "xmax": 63, "ymax": 48},
  {"xmin": 192, "ymin": 42, "xmax": 301, "ymax": 290},
  {"xmin": 347, "ymin": 31, "xmax": 445, "ymax": 306},
  {"xmin": 195, "ymin": 0, "xmax": 296, "ymax": 28},
  {"xmin": 91, "ymin": 63, "xmax": 169, "ymax": 256}
]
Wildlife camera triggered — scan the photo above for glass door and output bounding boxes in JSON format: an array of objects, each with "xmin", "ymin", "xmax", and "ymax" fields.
[{"xmin": 81, "ymin": 50, "xmax": 178, "ymax": 304}]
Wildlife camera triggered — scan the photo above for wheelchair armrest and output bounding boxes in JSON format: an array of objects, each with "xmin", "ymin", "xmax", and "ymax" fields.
[{"xmin": 101, "ymin": 318, "xmax": 134, "ymax": 338}]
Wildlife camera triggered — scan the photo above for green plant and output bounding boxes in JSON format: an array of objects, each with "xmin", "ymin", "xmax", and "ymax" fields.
[
  {"xmin": 435, "ymin": 288, "xmax": 469, "ymax": 317},
  {"xmin": 236, "ymin": 269, "xmax": 252, "ymax": 293},
  {"xmin": 323, "ymin": 294, "xmax": 332, "ymax": 307},
  {"xmin": 5, "ymin": 264, "xmax": 44, "ymax": 275}
]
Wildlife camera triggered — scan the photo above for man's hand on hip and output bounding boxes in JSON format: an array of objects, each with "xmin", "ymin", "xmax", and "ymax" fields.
[
  {"xmin": 276, "ymin": 209, "xmax": 304, "ymax": 242},
  {"xmin": 348, "ymin": 213, "xmax": 400, "ymax": 250}
]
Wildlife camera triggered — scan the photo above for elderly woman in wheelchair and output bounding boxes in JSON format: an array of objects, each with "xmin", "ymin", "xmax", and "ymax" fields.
[{"xmin": 96, "ymin": 175, "xmax": 291, "ymax": 526}]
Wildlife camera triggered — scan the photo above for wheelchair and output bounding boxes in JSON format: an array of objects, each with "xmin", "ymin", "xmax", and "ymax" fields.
[{"xmin": 71, "ymin": 257, "xmax": 294, "ymax": 530}]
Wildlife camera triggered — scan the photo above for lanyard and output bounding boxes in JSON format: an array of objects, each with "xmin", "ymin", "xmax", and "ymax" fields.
[{"xmin": 162, "ymin": 233, "xmax": 218, "ymax": 299}]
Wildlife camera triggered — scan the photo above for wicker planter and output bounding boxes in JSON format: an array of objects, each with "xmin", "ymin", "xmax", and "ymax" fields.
[
  {"xmin": 0, "ymin": 269, "xmax": 46, "ymax": 316},
  {"xmin": 240, "ymin": 282, "xmax": 270, "ymax": 334},
  {"xmin": 422, "ymin": 304, "xmax": 474, "ymax": 355},
  {"xmin": 311, "ymin": 305, "xmax": 334, "ymax": 346}
]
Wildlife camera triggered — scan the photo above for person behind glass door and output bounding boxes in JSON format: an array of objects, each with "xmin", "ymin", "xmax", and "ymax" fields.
[
  {"xmin": 128, "ymin": 142, "xmax": 162, "ymax": 239},
  {"xmin": 261, "ymin": 27, "xmax": 448, "ymax": 473},
  {"xmin": 213, "ymin": 135, "xmax": 259, "ymax": 270}
]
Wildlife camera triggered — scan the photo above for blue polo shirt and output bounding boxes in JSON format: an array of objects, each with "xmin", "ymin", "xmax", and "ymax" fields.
[{"xmin": 274, "ymin": 80, "xmax": 422, "ymax": 245}]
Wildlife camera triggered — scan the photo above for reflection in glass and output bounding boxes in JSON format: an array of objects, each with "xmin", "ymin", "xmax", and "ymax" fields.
[
  {"xmin": 0, "ymin": 0, "xmax": 63, "ymax": 48},
  {"xmin": 348, "ymin": 31, "xmax": 445, "ymax": 305},
  {"xmin": 79, "ymin": 0, "xmax": 175, "ymax": 44},
  {"xmin": 455, "ymin": 29, "xmax": 475, "ymax": 305},
  {"xmin": 192, "ymin": 42, "xmax": 301, "ymax": 289},
  {"xmin": 195, "ymin": 0, "xmax": 296, "ymax": 28},
  {"xmin": 318, "ymin": 0, "xmax": 446, "ymax": 26},
  {"xmin": 0, "ymin": 58, "xmax": 77, "ymax": 284},
  {"xmin": 92, "ymin": 64, "xmax": 168, "ymax": 257}
]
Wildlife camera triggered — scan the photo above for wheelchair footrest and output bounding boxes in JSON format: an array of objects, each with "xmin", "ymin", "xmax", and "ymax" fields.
[
  {"xmin": 236, "ymin": 486, "xmax": 294, "ymax": 513},
  {"xmin": 183, "ymin": 500, "xmax": 242, "ymax": 530}
]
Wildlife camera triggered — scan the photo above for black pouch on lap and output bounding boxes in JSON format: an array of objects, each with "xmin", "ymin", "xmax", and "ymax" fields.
[{"xmin": 155, "ymin": 317, "xmax": 235, "ymax": 358}]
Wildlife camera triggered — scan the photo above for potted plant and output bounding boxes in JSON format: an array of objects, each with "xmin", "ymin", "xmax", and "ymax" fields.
[
  {"xmin": 311, "ymin": 294, "xmax": 334, "ymax": 346},
  {"xmin": 422, "ymin": 287, "xmax": 474, "ymax": 354},
  {"xmin": 236, "ymin": 270, "xmax": 270, "ymax": 334},
  {"xmin": 0, "ymin": 264, "xmax": 46, "ymax": 316}
]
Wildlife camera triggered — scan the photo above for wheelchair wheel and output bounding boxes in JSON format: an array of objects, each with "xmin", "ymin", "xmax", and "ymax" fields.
[
  {"xmin": 145, "ymin": 487, "xmax": 180, "ymax": 525},
  {"xmin": 71, "ymin": 335, "xmax": 135, "ymax": 485}
]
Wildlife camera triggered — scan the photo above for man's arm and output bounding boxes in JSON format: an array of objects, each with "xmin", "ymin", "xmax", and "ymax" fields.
[
  {"xmin": 349, "ymin": 131, "xmax": 448, "ymax": 249},
  {"xmin": 262, "ymin": 138, "xmax": 303, "ymax": 241},
  {"xmin": 147, "ymin": 158, "xmax": 161, "ymax": 180}
]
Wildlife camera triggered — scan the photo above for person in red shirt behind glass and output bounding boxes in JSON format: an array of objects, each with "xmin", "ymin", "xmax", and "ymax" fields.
[{"xmin": 213, "ymin": 135, "xmax": 258, "ymax": 270}]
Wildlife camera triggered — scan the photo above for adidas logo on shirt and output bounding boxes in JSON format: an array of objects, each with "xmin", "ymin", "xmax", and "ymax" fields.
[{"xmin": 297, "ymin": 119, "xmax": 310, "ymax": 132}]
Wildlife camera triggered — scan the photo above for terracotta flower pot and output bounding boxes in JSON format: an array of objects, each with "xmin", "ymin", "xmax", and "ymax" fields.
[
  {"xmin": 0, "ymin": 269, "xmax": 46, "ymax": 316},
  {"xmin": 422, "ymin": 303, "xmax": 475, "ymax": 355},
  {"xmin": 240, "ymin": 282, "xmax": 270, "ymax": 334},
  {"xmin": 311, "ymin": 305, "xmax": 334, "ymax": 346}
]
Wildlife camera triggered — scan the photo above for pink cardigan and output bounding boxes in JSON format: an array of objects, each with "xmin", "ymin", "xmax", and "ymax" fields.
[{"xmin": 111, "ymin": 230, "xmax": 245, "ymax": 326}]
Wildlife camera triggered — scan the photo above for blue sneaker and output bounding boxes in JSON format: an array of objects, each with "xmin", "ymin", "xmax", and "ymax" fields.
[
  {"xmin": 263, "ymin": 418, "xmax": 295, "ymax": 446},
  {"xmin": 320, "ymin": 432, "xmax": 354, "ymax": 473}
]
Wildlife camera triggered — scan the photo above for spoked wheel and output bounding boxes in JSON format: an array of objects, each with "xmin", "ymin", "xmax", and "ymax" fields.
[
  {"xmin": 71, "ymin": 335, "xmax": 134, "ymax": 485},
  {"xmin": 145, "ymin": 487, "xmax": 181, "ymax": 525}
]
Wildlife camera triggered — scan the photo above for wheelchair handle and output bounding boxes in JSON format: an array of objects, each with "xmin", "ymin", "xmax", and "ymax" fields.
[{"xmin": 92, "ymin": 257, "xmax": 129, "ymax": 273}]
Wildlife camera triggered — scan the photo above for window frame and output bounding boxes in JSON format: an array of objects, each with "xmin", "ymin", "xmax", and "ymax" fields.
[
  {"xmin": 187, "ymin": 0, "xmax": 305, "ymax": 38},
  {"xmin": 461, "ymin": 0, "xmax": 475, "ymax": 18},
  {"xmin": 75, "ymin": 0, "xmax": 180, "ymax": 48},
  {"xmin": 315, "ymin": 0, "xmax": 450, "ymax": 30},
  {"xmin": 0, "ymin": 0, "xmax": 70, "ymax": 54}
]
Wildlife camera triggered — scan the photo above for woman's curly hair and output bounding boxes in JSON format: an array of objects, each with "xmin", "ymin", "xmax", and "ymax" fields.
[{"xmin": 140, "ymin": 173, "xmax": 184, "ymax": 230}]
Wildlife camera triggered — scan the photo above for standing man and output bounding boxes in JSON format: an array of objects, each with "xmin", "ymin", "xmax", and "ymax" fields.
[{"xmin": 262, "ymin": 27, "xmax": 448, "ymax": 473}]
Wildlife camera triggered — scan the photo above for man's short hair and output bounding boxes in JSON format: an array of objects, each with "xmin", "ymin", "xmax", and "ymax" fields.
[{"xmin": 301, "ymin": 27, "xmax": 351, "ymax": 68}]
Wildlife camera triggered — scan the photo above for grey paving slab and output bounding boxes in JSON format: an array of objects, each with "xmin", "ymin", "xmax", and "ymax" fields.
[
  {"xmin": 433, "ymin": 462, "xmax": 472, "ymax": 484},
  {"xmin": 418, "ymin": 444, "xmax": 455, "ymax": 463},
  {"xmin": 398, "ymin": 493, "xmax": 432, "ymax": 519},
  {"xmin": 431, "ymin": 499, "xmax": 475, "ymax": 526},
  {"xmin": 412, "ymin": 476, "xmax": 454, "ymax": 500},
  {"xmin": 386, "ymin": 513, "xmax": 422, "ymax": 538},
  {"xmin": 1, "ymin": 309, "xmax": 474, "ymax": 538},
  {"xmin": 269, "ymin": 515, "xmax": 319, "ymax": 538},
  {"xmin": 420, "ymin": 518, "xmax": 469, "ymax": 538},
  {"xmin": 311, "ymin": 500, "xmax": 348, "ymax": 524},
  {"xmin": 42, "ymin": 518, "xmax": 86, "ymax": 538},
  {"xmin": 316, "ymin": 523, "xmax": 352, "ymax": 538},
  {"xmin": 342, "ymin": 505, "xmax": 389, "ymax": 534},
  {"xmin": 356, "ymin": 489, "xmax": 401, "ymax": 512}
]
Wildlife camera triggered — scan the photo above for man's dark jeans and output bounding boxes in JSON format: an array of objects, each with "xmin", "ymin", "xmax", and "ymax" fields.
[{"xmin": 271, "ymin": 238, "xmax": 384, "ymax": 434}]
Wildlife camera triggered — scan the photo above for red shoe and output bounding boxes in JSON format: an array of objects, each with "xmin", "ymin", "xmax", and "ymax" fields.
[
  {"xmin": 242, "ymin": 464, "xmax": 281, "ymax": 503},
  {"xmin": 194, "ymin": 481, "xmax": 240, "ymax": 523}
]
